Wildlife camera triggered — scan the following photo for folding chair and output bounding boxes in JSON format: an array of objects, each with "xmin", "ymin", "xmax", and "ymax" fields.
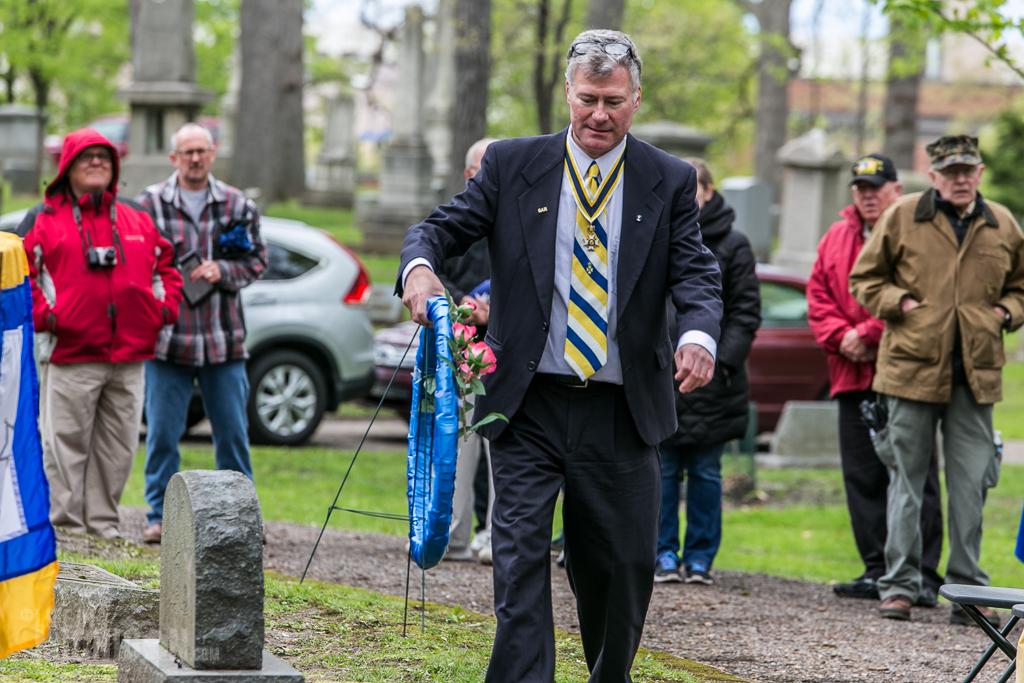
[{"xmin": 938, "ymin": 585, "xmax": 1022, "ymax": 683}]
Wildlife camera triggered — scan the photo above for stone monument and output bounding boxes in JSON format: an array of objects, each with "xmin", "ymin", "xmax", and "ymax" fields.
[
  {"xmin": 630, "ymin": 121, "xmax": 713, "ymax": 160},
  {"xmin": 117, "ymin": 471, "xmax": 302, "ymax": 682},
  {"xmin": 50, "ymin": 562, "xmax": 158, "ymax": 659},
  {"xmin": 720, "ymin": 177, "xmax": 773, "ymax": 262},
  {"xmin": 356, "ymin": 5, "xmax": 437, "ymax": 253},
  {"xmin": 759, "ymin": 401, "xmax": 841, "ymax": 469},
  {"xmin": 305, "ymin": 94, "xmax": 356, "ymax": 207},
  {"xmin": 0, "ymin": 104, "xmax": 47, "ymax": 194},
  {"xmin": 771, "ymin": 128, "xmax": 849, "ymax": 277},
  {"xmin": 118, "ymin": 0, "xmax": 214, "ymax": 198},
  {"xmin": 423, "ymin": 0, "xmax": 456, "ymax": 200}
]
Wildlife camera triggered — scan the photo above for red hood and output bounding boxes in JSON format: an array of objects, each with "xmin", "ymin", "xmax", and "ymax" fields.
[{"xmin": 45, "ymin": 128, "xmax": 120, "ymax": 206}]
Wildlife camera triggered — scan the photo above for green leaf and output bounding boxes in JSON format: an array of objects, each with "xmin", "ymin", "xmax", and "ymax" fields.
[
  {"xmin": 423, "ymin": 377, "xmax": 436, "ymax": 395},
  {"xmin": 473, "ymin": 412, "xmax": 509, "ymax": 427},
  {"xmin": 470, "ymin": 376, "xmax": 486, "ymax": 395}
]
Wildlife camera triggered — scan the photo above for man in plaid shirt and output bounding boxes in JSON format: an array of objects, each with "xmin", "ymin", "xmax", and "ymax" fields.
[{"xmin": 136, "ymin": 123, "xmax": 267, "ymax": 543}]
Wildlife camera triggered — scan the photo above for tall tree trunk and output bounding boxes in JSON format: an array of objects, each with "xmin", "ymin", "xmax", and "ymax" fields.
[
  {"xmin": 854, "ymin": 3, "xmax": 872, "ymax": 156},
  {"xmin": 746, "ymin": 0, "xmax": 794, "ymax": 200},
  {"xmin": 535, "ymin": 0, "xmax": 552, "ymax": 135},
  {"xmin": 446, "ymin": 0, "xmax": 491, "ymax": 200},
  {"xmin": 3, "ymin": 68, "xmax": 15, "ymax": 104},
  {"xmin": 585, "ymin": 0, "xmax": 624, "ymax": 30},
  {"xmin": 533, "ymin": 0, "xmax": 572, "ymax": 136},
  {"xmin": 276, "ymin": 0, "xmax": 305, "ymax": 200},
  {"xmin": 234, "ymin": 0, "xmax": 305, "ymax": 203},
  {"xmin": 883, "ymin": 20, "xmax": 923, "ymax": 170}
]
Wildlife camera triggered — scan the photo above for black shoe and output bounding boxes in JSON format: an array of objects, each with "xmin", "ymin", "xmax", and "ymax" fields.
[
  {"xmin": 915, "ymin": 586, "xmax": 938, "ymax": 608},
  {"xmin": 833, "ymin": 577, "xmax": 880, "ymax": 600}
]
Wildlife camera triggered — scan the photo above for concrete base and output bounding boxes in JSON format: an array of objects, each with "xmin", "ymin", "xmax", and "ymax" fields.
[
  {"xmin": 117, "ymin": 640, "xmax": 304, "ymax": 682},
  {"xmin": 302, "ymin": 188, "xmax": 353, "ymax": 208},
  {"xmin": 50, "ymin": 563, "xmax": 158, "ymax": 659},
  {"xmin": 769, "ymin": 401, "xmax": 840, "ymax": 460},
  {"xmin": 355, "ymin": 195, "xmax": 435, "ymax": 254},
  {"xmin": 756, "ymin": 453, "xmax": 842, "ymax": 469}
]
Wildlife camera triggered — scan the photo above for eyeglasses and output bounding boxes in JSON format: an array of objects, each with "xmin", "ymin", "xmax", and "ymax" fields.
[
  {"xmin": 175, "ymin": 148, "xmax": 212, "ymax": 158},
  {"xmin": 570, "ymin": 41, "xmax": 634, "ymax": 59},
  {"xmin": 937, "ymin": 165, "xmax": 980, "ymax": 180},
  {"xmin": 76, "ymin": 151, "xmax": 113, "ymax": 166}
]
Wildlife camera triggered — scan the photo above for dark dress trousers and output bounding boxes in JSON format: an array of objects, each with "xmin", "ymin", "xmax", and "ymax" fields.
[{"xmin": 397, "ymin": 129, "xmax": 723, "ymax": 683}]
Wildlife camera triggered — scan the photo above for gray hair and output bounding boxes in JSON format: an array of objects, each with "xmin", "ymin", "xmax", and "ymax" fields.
[
  {"xmin": 565, "ymin": 29, "xmax": 642, "ymax": 99},
  {"xmin": 465, "ymin": 137, "xmax": 498, "ymax": 169},
  {"xmin": 170, "ymin": 123, "xmax": 214, "ymax": 152}
]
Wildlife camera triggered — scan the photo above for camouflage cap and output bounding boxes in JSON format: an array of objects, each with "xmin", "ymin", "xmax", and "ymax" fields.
[{"xmin": 926, "ymin": 135, "xmax": 981, "ymax": 170}]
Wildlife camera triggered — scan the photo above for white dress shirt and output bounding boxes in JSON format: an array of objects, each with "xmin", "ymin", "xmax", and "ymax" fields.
[{"xmin": 402, "ymin": 131, "xmax": 717, "ymax": 384}]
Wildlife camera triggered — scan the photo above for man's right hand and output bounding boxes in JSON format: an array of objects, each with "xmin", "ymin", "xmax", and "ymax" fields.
[
  {"xmin": 839, "ymin": 328, "xmax": 872, "ymax": 363},
  {"xmin": 403, "ymin": 265, "xmax": 445, "ymax": 326},
  {"xmin": 900, "ymin": 296, "xmax": 920, "ymax": 315}
]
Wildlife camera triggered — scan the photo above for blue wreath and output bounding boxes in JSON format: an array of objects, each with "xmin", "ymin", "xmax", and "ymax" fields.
[{"xmin": 407, "ymin": 296, "xmax": 459, "ymax": 570}]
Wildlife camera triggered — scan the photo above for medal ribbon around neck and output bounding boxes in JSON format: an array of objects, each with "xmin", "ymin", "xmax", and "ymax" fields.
[{"xmin": 564, "ymin": 137, "xmax": 626, "ymax": 222}]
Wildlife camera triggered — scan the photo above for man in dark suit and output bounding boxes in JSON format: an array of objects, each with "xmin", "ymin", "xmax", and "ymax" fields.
[{"xmin": 398, "ymin": 29, "xmax": 722, "ymax": 683}]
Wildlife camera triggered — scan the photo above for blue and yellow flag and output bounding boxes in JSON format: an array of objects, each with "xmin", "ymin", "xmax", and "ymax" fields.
[{"xmin": 0, "ymin": 232, "xmax": 56, "ymax": 659}]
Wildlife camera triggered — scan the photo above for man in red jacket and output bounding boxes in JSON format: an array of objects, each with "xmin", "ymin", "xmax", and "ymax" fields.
[
  {"xmin": 807, "ymin": 154, "xmax": 944, "ymax": 605},
  {"xmin": 23, "ymin": 128, "xmax": 183, "ymax": 538}
]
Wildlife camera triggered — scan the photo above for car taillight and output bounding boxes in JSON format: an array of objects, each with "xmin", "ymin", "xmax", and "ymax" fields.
[
  {"xmin": 344, "ymin": 267, "xmax": 371, "ymax": 305},
  {"xmin": 322, "ymin": 230, "xmax": 372, "ymax": 305}
]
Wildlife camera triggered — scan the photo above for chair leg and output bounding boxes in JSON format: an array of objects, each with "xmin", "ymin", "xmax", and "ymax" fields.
[
  {"xmin": 995, "ymin": 659, "xmax": 1016, "ymax": 683},
  {"xmin": 959, "ymin": 615, "xmax": 1019, "ymax": 683},
  {"xmin": 963, "ymin": 607, "xmax": 1018, "ymax": 660}
]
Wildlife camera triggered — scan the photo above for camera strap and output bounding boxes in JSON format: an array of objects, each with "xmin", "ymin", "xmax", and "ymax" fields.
[{"xmin": 72, "ymin": 197, "xmax": 123, "ymax": 263}]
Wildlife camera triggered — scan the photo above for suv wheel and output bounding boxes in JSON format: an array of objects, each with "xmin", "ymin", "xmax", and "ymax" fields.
[{"xmin": 248, "ymin": 350, "xmax": 327, "ymax": 445}]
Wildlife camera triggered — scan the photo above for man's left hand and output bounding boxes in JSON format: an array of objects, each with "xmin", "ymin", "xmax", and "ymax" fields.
[
  {"xmin": 191, "ymin": 260, "xmax": 223, "ymax": 284},
  {"xmin": 674, "ymin": 344, "xmax": 714, "ymax": 394}
]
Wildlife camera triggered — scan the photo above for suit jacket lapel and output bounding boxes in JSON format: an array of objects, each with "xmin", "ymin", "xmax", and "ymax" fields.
[
  {"xmin": 617, "ymin": 135, "xmax": 664, "ymax": 316},
  {"xmin": 518, "ymin": 131, "xmax": 566, "ymax": 321}
]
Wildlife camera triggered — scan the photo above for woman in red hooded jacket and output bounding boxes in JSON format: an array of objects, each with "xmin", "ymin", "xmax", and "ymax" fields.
[
  {"xmin": 22, "ymin": 128, "xmax": 182, "ymax": 538},
  {"xmin": 807, "ymin": 154, "xmax": 944, "ymax": 606}
]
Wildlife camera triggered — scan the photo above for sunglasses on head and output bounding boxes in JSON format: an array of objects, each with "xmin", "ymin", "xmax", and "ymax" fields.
[{"xmin": 570, "ymin": 41, "xmax": 634, "ymax": 59}]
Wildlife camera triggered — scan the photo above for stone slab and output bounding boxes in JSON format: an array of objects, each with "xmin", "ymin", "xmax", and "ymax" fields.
[
  {"xmin": 50, "ymin": 563, "xmax": 158, "ymax": 659},
  {"xmin": 118, "ymin": 639, "xmax": 303, "ymax": 682},
  {"xmin": 161, "ymin": 470, "xmax": 264, "ymax": 670},
  {"xmin": 769, "ymin": 401, "xmax": 840, "ymax": 460}
]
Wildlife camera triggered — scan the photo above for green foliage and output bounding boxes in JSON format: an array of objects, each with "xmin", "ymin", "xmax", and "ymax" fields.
[
  {"xmin": 879, "ymin": 0, "xmax": 1024, "ymax": 80},
  {"xmin": 0, "ymin": 660, "xmax": 117, "ymax": 682},
  {"xmin": 486, "ymin": 0, "xmax": 756, "ymax": 174},
  {"xmin": 980, "ymin": 109, "xmax": 1024, "ymax": 218},
  {"xmin": 625, "ymin": 0, "xmax": 755, "ymax": 174},
  {"xmin": 0, "ymin": 0, "xmax": 130, "ymax": 131},
  {"xmin": 194, "ymin": 0, "xmax": 240, "ymax": 113},
  {"xmin": 487, "ymin": 0, "xmax": 585, "ymax": 140}
]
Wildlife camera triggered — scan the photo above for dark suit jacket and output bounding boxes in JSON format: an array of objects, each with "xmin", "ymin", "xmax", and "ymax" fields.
[{"xmin": 397, "ymin": 129, "xmax": 723, "ymax": 446}]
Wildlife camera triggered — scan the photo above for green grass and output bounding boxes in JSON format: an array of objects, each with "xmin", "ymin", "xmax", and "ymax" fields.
[
  {"xmin": 121, "ymin": 446, "xmax": 412, "ymax": 535},
  {"xmin": 3, "ymin": 556, "xmax": 725, "ymax": 683},
  {"xmin": 1, "ymin": 188, "xmax": 42, "ymax": 214},
  {"xmin": 361, "ymin": 253, "xmax": 401, "ymax": 290},
  {"xmin": 264, "ymin": 200, "xmax": 360, "ymax": 246},
  {"xmin": 717, "ymin": 466, "xmax": 1024, "ymax": 589},
  {"xmin": 0, "ymin": 660, "xmax": 117, "ymax": 682},
  {"xmin": 995, "ymin": 347, "xmax": 1024, "ymax": 439}
]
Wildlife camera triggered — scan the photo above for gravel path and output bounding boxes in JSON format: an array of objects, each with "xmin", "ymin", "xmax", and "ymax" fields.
[{"xmin": 114, "ymin": 505, "xmax": 1021, "ymax": 683}]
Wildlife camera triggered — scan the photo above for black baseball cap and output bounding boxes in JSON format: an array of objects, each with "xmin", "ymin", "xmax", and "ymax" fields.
[{"xmin": 851, "ymin": 153, "xmax": 898, "ymax": 187}]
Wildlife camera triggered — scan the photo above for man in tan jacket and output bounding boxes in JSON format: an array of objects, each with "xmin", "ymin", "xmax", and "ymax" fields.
[{"xmin": 850, "ymin": 135, "xmax": 1024, "ymax": 623}]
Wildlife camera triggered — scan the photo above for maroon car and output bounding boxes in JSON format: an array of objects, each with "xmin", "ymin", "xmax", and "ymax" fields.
[{"xmin": 370, "ymin": 265, "xmax": 829, "ymax": 433}]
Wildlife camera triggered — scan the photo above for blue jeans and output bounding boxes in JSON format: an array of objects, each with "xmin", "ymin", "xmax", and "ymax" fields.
[
  {"xmin": 144, "ymin": 359, "xmax": 252, "ymax": 524},
  {"xmin": 657, "ymin": 442, "xmax": 725, "ymax": 570}
]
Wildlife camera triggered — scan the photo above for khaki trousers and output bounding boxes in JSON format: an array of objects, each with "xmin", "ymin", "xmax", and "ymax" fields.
[
  {"xmin": 874, "ymin": 385, "xmax": 998, "ymax": 601},
  {"xmin": 40, "ymin": 361, "xmax": 145, "ymax": 537}
]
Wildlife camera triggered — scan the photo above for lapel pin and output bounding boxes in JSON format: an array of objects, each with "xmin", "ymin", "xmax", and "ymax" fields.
[
  {"xmin": 538, "ymin": 207, "xmax": 548, "ymax": 213},
  {"xmin": 636, "ymin": 215, "xmax": 642, "ymax": 222}
]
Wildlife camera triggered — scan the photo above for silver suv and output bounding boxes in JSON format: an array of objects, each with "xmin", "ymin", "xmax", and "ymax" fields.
[{"xmin": 0, "ymin": 209, "xmax": 374, "ymax": 445}]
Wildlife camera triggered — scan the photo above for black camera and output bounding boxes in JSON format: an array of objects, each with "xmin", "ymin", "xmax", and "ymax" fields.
[
  {"xmin": 87, "ymin": 246, "xmax": 117, "ymax": 269},
  {"xmin": 859, "ymin": 400, "xmax": 888, "ymax": 432}
]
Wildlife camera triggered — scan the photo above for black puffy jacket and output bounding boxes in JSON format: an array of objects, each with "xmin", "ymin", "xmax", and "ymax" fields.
[{"xmin": 665, "ymin": 191, "xmax": 761, "ymax": 447}]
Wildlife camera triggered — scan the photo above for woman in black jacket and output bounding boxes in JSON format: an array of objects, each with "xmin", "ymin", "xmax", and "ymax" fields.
[{"xmin": 655, "ymin": 159, "xmax": 761, "ymax": 585}]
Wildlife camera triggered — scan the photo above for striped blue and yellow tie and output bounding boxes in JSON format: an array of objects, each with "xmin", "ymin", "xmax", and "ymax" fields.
[{"xmin": 565, "ymin": 162, "xmax": 609, "ymax": 380}]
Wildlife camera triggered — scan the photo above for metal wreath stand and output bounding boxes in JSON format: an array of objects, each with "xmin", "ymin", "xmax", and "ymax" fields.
[{"xmin": 301, "ymin": 296, "xmax": 459, "ymax": 635}]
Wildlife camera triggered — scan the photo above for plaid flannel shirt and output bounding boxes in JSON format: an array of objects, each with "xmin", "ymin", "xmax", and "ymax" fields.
[{"xmin": 137, "ymin": 172, "xmax": 266, "ymax": 366}]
